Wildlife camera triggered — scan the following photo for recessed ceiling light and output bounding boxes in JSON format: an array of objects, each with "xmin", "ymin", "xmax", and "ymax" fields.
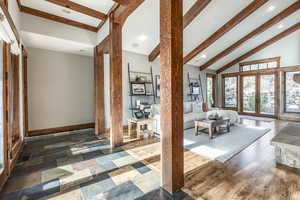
[
  {"xmin": 62, "ymin": 9, "xmax": 71, "ymax": 14},
  {"xmin": 201, "ymin": 54, "xmax": 207, "ymax": 59},
  {"xmin": 278, "ymin": 24, "xmax": 284, "ymax": 29},
  {"xmin": 138, "ymin": 35, "xmax": 148, "ymax": 41},
  {"xmin": 267, "ymin": 5, "xmax": 276, "ymax": 12}
]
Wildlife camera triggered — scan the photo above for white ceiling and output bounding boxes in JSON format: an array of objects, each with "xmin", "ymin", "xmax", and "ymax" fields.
[
  {"xmin": 20, "ymin": 0, "xmax": 300, "ymax": 70},
  {"xmin": 122, "ymin": 0, "xmax": 299, "ymax": 70},
  {"xmin": 20, "ymin": 0, "xmax": 115, "ymax": 27},
  {"xmin": 21, "ymin": 31, "xmax": 94, "ymax": 57}
]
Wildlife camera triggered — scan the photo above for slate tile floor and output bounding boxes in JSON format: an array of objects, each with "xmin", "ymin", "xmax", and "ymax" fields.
[{"xmin": 0, "ymin": 130, "xmax": 164, "ymax": 200}]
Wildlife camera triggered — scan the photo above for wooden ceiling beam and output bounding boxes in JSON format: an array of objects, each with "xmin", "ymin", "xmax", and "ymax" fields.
[
  {"xmin": 45, "ymin": 0, "xmax": 107, "ymax": 20},
  {"xmin": 200, "ymin": 1, "xmax": 300, "ymax": 70},
  {"xmin": 20, "ymin": 6, "xmax": 98, "ymax": 32},
  {"xmin": 217, "ymin": 22, "xmax": 300, "ymax": 74},
  {"xmin": 183, "ymin": 0, "xmax": 268, "ymax": 64},
  {"xmin": 97, "ymin": 35, "xmax": 111, "ymax": 54},
  {"xmin": 97, "ymin": 3, "xmax": 118, "ymax": 31},
  {"xmin": 148, "ymin": 0, "xmax": 211, "ymax": 62},
  {"xmin": 113, "ymin": 0, "xmax": 144, "ymax": 25},
  {"xmin": 1, "ymin": 1, "xmax": 20, "ymax": 43},
  {"xmin": 112, "ymin": 0, "xmax": 130, "ymax": 5}
]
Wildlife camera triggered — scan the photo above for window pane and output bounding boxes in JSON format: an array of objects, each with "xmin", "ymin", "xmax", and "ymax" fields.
[
  {"xmin": 285, "ymin": 71, "xmax": 300, "ymax": 112},
  {"xmin": 260, "ymin": 74, "xmax": 275, "ymax": 115},
  {"xmin": 251, "ymin": 64, "xmax": 258, "ymax": 71},
  {"xmin": 243, "ymin": 65, "xmax": 250, "ymax": 71},
  {"xmin": 268, "ymin": 62, "xmax": 277, "ymax": 68},
  {"xmin": 224, "ymin": 77, "xmax": 237, "ymax": 108},
  {"xmin": 207, "ymin": 77, "xmax": 213, "ymax": 107},
  {"xmin": 259, "ymin": 63, "xmax": 268, "ymax": 70},
  {"xmin": 243, "ymin": 76, "xmax": 256, "ymax": 113}
]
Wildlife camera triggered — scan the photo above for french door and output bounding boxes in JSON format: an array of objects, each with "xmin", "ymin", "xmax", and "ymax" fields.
[{"xmin": 241, "ymin": 72, "xmax": 278, "ymax": 117}]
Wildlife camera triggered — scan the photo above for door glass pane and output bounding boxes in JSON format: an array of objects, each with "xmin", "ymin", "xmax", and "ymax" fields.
[
  {"xmin": 224, "ymin": 77, "xmax": 237, "ymax": 108},
  {"xmin": 268, "ymin": 62, "xmax": 277, "ymax": 68},
  {"xmin": 251, "ymin": 64, "xmax": 258, "ymax": 71},
  {"xmin": 259, "ymin": 63, "xmax": 267, "ymax": 70},
  {"xmin": 260, "ymin": 74, "xmax": 275, "ymax": 115},
  {"xmin": 285, "ymin": 71, "xmax": 300, "ymax": 112},
  {"xmin": 207, "ymin": 77, "xmax": 213, "ymax": 107},
  {"xmin": 243, "ymin": 65, "xmax": 250, "ymax": 71},
  {"xmin": 243, "ymin": 76, "xmax": 256, "ymax": 113}
]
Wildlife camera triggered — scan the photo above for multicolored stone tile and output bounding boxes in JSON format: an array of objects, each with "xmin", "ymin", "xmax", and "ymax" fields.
[
  {"xmin": 0, "ymin": 171, "xmax": 42, "ymax": 196},
  {"xmin": 80, "ymin": 173, "xmax": 116, "ymax": 200},
  {"xmin": 41, "ymin": 167, "xmax": 73, "ymax": 183},
  {"xmin": 72, "ymin": 159, "xmax": 98, "ymax": 171},
  {"xmin": 96, "ymin": 161, "xmax": 118, "ymax": 172},
  {"xmin": 43, "ymin": 187, "xmax": 83, "ymax": 200},
  {"xmin": 132, "ymin": 170, "xmax": 160, "ymax": 193},
  {"xmin": 0, "ymin": 130, "xmax": 162, "ymax": 200},
  {"xmin": 57, "ymin": 155, "xmax": 83, "ymax": 167},
  {"xmin": 131, "ymin": 162, "xmax": 152, "ymax": 174},
  {"xmin": 60, "ymin": 168, "xmax": 93, "ymax": 191},
  {"xmin": 113, "ymin": 155, "xmax": 138, "ymax": 168},
  {"xmin": 91, "ymin": 181, "xmax": 144, "ymax": 200},
  {"xmin": 108, "ymin": 166, "xmax": 141, "ymax": 185}
]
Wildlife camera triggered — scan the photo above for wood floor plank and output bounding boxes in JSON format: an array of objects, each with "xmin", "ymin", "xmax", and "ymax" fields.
[{"xmin": 124, "ymin": 119, "xmax": 300, "ymax": 200}]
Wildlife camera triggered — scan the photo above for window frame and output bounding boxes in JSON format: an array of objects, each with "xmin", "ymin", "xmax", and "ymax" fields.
[
  {"xmin": 222, "ymin": 74, "xmax": 238, "ymax": 110},
  {"xmin": 284, "ymin": 70, "xmax": 300, "ymax": 114},
  {"xmin": 239, "ymin": 57, "xmax": 280, "ymax": 72}
]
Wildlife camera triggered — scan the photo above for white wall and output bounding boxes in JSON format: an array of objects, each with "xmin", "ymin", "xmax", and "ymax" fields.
[
  {"xmin": 103, "ymin": 51, "xmax": 215, "ymax": 127},
  {"xmin": 21, "ymin": 13, "xmax": 97, "ymax": 46},
  {"xmin": 27, "ymin": 48, "xmax": 94, "ymax": 130}
]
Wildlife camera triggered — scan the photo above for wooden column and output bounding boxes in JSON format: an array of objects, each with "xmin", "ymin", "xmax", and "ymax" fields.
[
  {"xmin": 94, "ymin": 47, "xmax": 105, "ymax": 135},
  {"xmin": 160, "ymin": 0, "xmax": 184, "ymax": 194},
  {"xmin": 109, "ymin": 16, "xmax": 123, "ymax": 147}
]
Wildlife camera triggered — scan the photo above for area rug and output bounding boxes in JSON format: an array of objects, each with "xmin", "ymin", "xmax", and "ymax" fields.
[{"xmin": 183, "ymin": 124, "xmax": 271, "ymax": 163}]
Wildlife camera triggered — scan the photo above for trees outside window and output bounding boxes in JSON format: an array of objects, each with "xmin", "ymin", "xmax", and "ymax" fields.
[
  {"xmin": 207, "ymin": 74, "xmax": 216, "ymax": 107},
  {"xmin": 285, "ymin": 71, "xmax": 300, "ymax": 113},
  {"xmin": 224, "ymin": 76, "xmax": 237, "ymax": 108}
]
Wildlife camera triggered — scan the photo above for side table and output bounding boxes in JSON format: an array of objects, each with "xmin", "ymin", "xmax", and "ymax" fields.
[{"xmin": 128, "ymin": 118, "xmax": 155, "ymax": 139}]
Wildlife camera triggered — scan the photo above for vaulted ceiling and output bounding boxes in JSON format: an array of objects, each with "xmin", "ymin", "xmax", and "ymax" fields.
[
  {"xmin": 18, "ymin": 0, "xmax": 118, "ymax": 32},
  {"xmin": 18, "ymin": 0, "xmax": 300, "ymax": 72},
  {"xmin": 123, "ymin": 0, "xmax": 299, "ymax": 71}
]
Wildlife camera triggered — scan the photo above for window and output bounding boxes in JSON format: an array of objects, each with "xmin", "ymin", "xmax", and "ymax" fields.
[
  {"xmin": 240, "ymin": 57, "xmax": 280, "ymax": 72},
  {"xmin": 206, "ymin": 74, "xmax": 216, "ymax": 107},
  {"xmin": 285, "ymin": 71, "xmax": 300, "ymax": 113},
  {"xmin": 223, "ymin": 76, "xmax": 238, "ymax": 108}
]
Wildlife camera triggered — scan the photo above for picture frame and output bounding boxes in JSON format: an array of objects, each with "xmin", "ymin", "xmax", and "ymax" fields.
[
  {"xmin": 192, "ymin": 86, "xmax": 200, "ymax": 95},
  {"xmin": 131, "ymin": 83, "xmax": 146, "ymax": 95},
  {"xmin": 134, "ymin": 111, "xmax": 144, "ymax": 119}
]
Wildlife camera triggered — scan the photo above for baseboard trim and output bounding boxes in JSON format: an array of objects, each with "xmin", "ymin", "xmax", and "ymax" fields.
[
  {"xmin": 104, "ymin": 125, "xmax": 128, "ymax": 134},
  {"xmin": 279, "ymin": 116, "xmax": 300, "ymax": 122},
  {"xmin": 28, "ymin": 123, "xmax": 95, "ymax": 136}
]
